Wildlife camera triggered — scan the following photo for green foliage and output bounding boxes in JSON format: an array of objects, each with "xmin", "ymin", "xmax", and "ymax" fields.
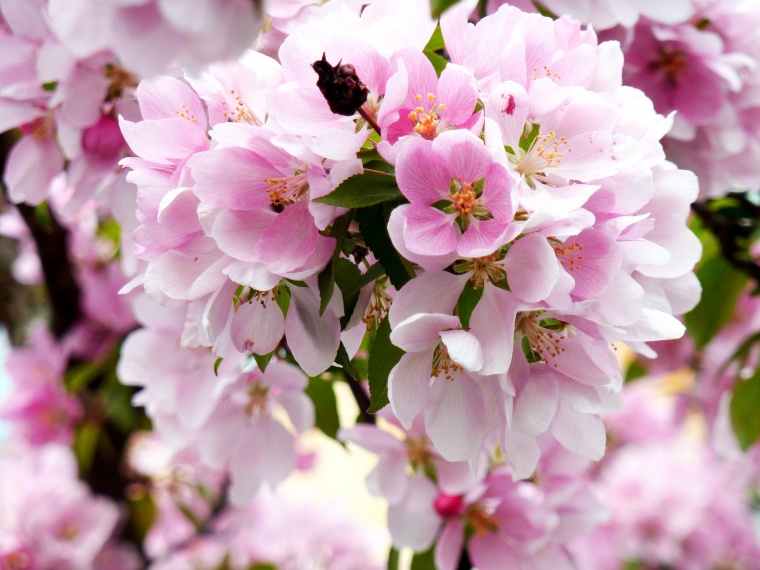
[
  {"xmin": 387, "ymin": 547, "xmax": 400, "ymax": 570},
  {"xmin": 253, "ymin": 350, "xmax": 276, "ymax": 373},
  {"xmin": 336, "ymin": 342, "xmax": 361, "ymax": 382},
  {"xmin": 305, "ymin": 377, "xmax": 341, "ymax": 441},
  {"xmin": 425, "ymin": 50, "xmax": 448, "ymax": 76},
  {"xmin": 425, "ymin": 26, "xmax": 445, "ymax": 51},
  {"xmin": 429, "ymin": 0, "xmax": 461, "ymax": 18},
  {"xmin": 411, "ymin": 545, "xmax": 436, "ymax": 570},
  {"xmin": 73, "ymin": 422, "xmax": 100, "ymax": 475},
  {"xmin": 456, "ymin": 281, "xmax": 483, "ymax": 328},
  {"xmin": 319, "ymin": 211, "xmax": 354, "ymax": 315},
  {"xmin": 684, "ymin": 255, "xmax": 748, "ymax": 348},
  {"xmin": 367, "ymin": 317, "xmax": 405, "ymax": 413},
  {"xmin": 333, "ymin": 257, "xmax": 364, "ymax": 329},
  {"xmin": 356, "ymin": 204, "xmax": 415, "ymax": 290},
  {"xmin": 314, "ymin": 171, "xmax": 403, "ymax": 208},
  {"xmin": 731, "ymin": 368, "xmax": 760, "ymax": 450}
]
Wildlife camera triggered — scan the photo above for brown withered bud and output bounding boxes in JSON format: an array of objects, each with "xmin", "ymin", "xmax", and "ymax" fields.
[{"xmin": 312, "ymin": 53, "xmax": 369, "ymax": 116}]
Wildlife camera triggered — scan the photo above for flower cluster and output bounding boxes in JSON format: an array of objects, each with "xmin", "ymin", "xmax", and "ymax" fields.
[
  {"xmin": 571, "ymin": 377, "xmax": 760, "ymax": 569},
  {"xmin": 496, "ymin": 0, "xmax": 760, "ymax": 197},
  {"xmin": 0, "ymin": 444, "xmax": 136, "ymax": 570},
  {"xmin": 116, "ymin": 0, "xmax": 700, "ymax": 483}
]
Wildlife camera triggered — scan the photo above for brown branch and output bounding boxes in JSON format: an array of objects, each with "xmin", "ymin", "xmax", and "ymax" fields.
[{"xmin": 15, "ymin": 203, "xmax": 81, "ymax": 338}]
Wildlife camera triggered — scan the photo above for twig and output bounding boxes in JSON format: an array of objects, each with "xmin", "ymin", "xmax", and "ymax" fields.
[{"xmin": 15, "ymin": 203, "xmax": 81, "ymax": 338}]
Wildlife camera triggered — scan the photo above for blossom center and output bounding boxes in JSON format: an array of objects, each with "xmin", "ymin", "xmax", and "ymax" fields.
[
  {"xmin": 516, "ymin": 312, "xmax": 566, "ymax": 368},
  {"xmin": 2, "ymin": 552, "xmax": 31, "ymax": 570},
  {"xmin": 20, "ymin": 115, "xmax": 55, "ymax": 142},
  {"xmin": 408, "ymin": 93, "xmax": 445, "ymax": 140},
  {"xmin": 176, "ymin": 103, "xmax": 197, "ymax": 123},
  {"xmin": 651, "ymin": 46, "xmax": 687, "ymax": 87},
  {"xmin": 465, "ymin": 503, "xmax": 500, "ymax": 536},
  {"xmin": 405, "ymin": 436, "xmax": 432, "ymax": 467},
  {"xmin": 457, "ymin": 253, "xmax": 506, "ymax": 288},
  {"xmin": 222, "ymin": 88, "xmax": 262, "ymax": 125},
  {"xmin": 450, "ymin": 179, "xmax": 479, "ymax": 216},
  {"xmin": 362, "ymin": 277, "xmax": 392, "ymax": 332},
  {"xmin": 264, "ymin": 170, "xmax": 309, "ymax": 207},
  {"xmin": 552, "ymin": 241, "xmax": 584, "ymax": 272},
  {"xmin": 517, "ymin": 130, "xmax": 571, "ymax": 179},
  {"xmin": 57, "ymin": 522, "xmax": 79, "ymax": 541},
  {"xmin": 245, "ymin": 382, "xmax": 269, "ymax": 417},
  {"xmin": 432, "ymin": 342, "xmax": 463, "ymax": 381}
]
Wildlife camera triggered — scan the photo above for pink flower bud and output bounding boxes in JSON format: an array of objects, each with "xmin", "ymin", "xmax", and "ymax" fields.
[
  {"xmin": 81, "ymin": 115, "xmax": 125, "ymax": 161},
  {"xmin": 434, "ymin": 493, "xmax": 465, "ymax": 519}
]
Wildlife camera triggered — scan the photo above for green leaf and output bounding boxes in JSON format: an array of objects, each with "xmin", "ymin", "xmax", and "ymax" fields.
[
  {"xmin": 387, "ymin": 547, "xmax": 400, "ymax": 570},
  {"xmin": 425, "ymin": 50, "xmax": 448, "ymax": 77},
  {"xmin": 336, "ymin": 342, "xmax": 361, "ymax": 382},
  {"xmin": 314, "ymin": 171, "xmax": 403, "ymax": 208},
  {"xmin": 430, "ymin": 0, "xmax": 461, "ymax": 18},
  {"xmin": 253, "ymin": 350, "xmax": 276, "ymax": 373},
  {"xmin": 214, "ymin": 357, "xmax": 223, "ymax": 376},
  {"xmin": 103, "ymin": 381, "xmax": 139, "ymax": 433},
  {"xmin": 319, "ymin": 211, "xmax": 354, "ymax": 316},
  {"xmin": 333, "ymin": 258, "xmax": 364, "ymax": 329},
  {"xmin": 42, "ymin": 80, "xmax": 58, "ymax": 91},
  {"xmin": 248, "ymin": 564, "xmax": 277, "ymax": 570},
  {"xmin": 305, "ymin": 377, "xmax": 341, "ymax": 441},
  {"xmin": 534, "ymin": 1, "xmax": 559, "ymax": 18},
  {"xmin": 367, "ymin": 317, "xmax": 405, "ymax": 413},
  {"xmin": 411, "ymin": 545, "xmax": 436, "ymax": 570},
  {"xmin": 363, "ymin": 159, "xmax": 396, "ymax": 175},
  {"xmin": 356, "ymin": 204, "xmax": 415, "ymax": 290},
  {"xmin": 624, "ymin": 359, "xmax": 648, "ymax": 383},
  {"xmin": 685, "ymin": 256, "xmax": 749, "ymax": 348},
  {"xmin": 731, "ymin": 368, "xmax": 760, "ymax": 450},
  {"xmin": 73, "ymin": 423, "xmax": 100, "ymax": 475},
  {"xmin": 456, "ymin": 281, "xmax": 483, "ymax": 328},
  {"xmin": 275, "ymin": 283, "xmax": 291, "ymax": 316},
  {"xmin": 425, "ymin": 25, "xmax": 445, "ymax": 52}
]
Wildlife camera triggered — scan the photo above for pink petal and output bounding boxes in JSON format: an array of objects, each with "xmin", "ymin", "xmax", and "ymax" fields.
[
  {"xmin": 396, "ymin": 137, "xmax": 451, "ymax": 204},
  {"xmin": 387, "ymin": 474, "xmax": 440, "ymax": 550},
  {"xmin": 457, "ymin": 218, "xmax": 509, "ymax": 258},
  {"xmin": 551, "ymin": 404, "xmax": 606, "ymax": 461},
  {"xmin": 435, "ymin": 519, "xmax": 465, "ymax": 570},
  {"xmin": 388, "ymin": 351, "xmax": 433, "ymax": 429},
  {"xmin": 439, "ymin": 329, "xmax": 483, "ymax": 372},
  {"xmin": 284, "ymin": 284, "xmax": 340, "ymax": 377},
  {"xmin": 192, "ymin": 146, "xmax": 276, "ymax": 210},
  {"xmin": 256, "ymin": 202, "xmax": 323, "ymax": 275},
  {"xmin": 212, "ymin": 208, "xmax": 276, "ymax": 262},
  {"xmin": 390, "ymin": 313, "xmax": 461, "ymax": 353},
  {"xmin": 230, "ymin": 298, "xmax": 285, "ymax": 355},
  {"xmin": 425, "ymin": 372, "xmax": 485, "ymax": 461},
  {"xmin": 5, "ymin": 136, "xmax": 63, "ymax": 205},
  {"xmin": 469, "ymin": 285, "xmax": 519, "ymax": 376},
  {"xmin": 388, "ymin": 270, "xmax": 468, "ymax": 329},
  {"xmin": 437, "ymin": 64, "xmax": 478, "ymax": 128},
  {"xmin": 503, "ymin": 233, "xmax": 559, "ymax": 303},
  {"xmin": 556, "ymin": 229, "xmax": 622, "ymax": 299},
  {"xmin": 512, "ymin": 371, "xmax": 558, "ymax": 437},
  {"xmin": 434, "ymin": 129, "xmax": 493, "ymax": 182},
  {"xmin": 402, "ymin": 205, "xmax": 459, "ymax": 257}
]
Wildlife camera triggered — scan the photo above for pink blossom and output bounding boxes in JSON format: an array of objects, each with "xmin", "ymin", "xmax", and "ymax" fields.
[{"xmin": 394, "ymin": 130, "xmax": 516, "ymax": 259}]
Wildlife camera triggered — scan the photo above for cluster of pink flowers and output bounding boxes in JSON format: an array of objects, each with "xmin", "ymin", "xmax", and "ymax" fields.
[
  {"xmin": 3, "ymin": 0, "xmax": 744, "ymax": 567},
  {"xmin": 571, "ymin": 377, "xmax": 760, "ymax": 569},
  {"xmin": 342, "ymin": 410, "xmax": 605, "ymax": 568},
  {"xmin": 497, "ymin": 0, "xmax": 760, "ymax": 197},
  {"xmin": 126, "ymin": 432, "xmax": 383, "ymax": 569},
  {"xmin": 0, "ymin": 444, "xmax": 138, "ymax": 570},
  {"xmin": 116, "ymin": 0, "xmax": 699, "ymax": 481}
]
